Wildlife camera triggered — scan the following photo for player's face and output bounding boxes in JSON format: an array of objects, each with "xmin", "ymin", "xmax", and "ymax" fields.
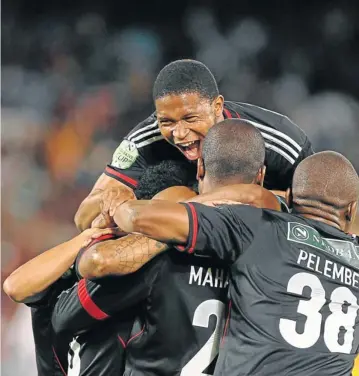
[{"xmin": 156, "ymin": 93, "xmax": 224, "ymax": 161}]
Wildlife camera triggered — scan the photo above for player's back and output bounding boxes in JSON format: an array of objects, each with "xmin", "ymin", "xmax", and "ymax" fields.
[
  {"xmin": 125, "ymin": 250, "xmax": 228, "ymax": 376},
  {"xmin": 218, "ymin": 208, "xmax": 359, "ymax": 376}
]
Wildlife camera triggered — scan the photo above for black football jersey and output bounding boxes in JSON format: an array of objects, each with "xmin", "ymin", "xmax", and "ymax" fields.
[
  {"xmin": 65, "ymin": 314, "xmax": 134, "ymax": 376},
  {"xmin": 105, "ymin": 102, "xmax": 313, "ymax": 191},
  {"xmin": 177, "ymin": 203, "xmax": 359, "ymax": 376},
  {"xmin": 52, "ymin": 250, "xmax": 229, "ymax": 376},
  {"xmin": 24, "ymin": 269, "xmax": 77, "ymax": 376},
  {"xmin": 26, "ymin": 237, "xmax": 134, "ymax": 376}
]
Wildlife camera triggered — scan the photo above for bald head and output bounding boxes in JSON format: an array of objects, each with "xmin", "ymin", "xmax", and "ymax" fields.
[
  {"xmin": 202, "ymin": 119, "xmax": 265, "ymax": 184},
  {"xmin": 292, "ymin": 151, "xmax": 359, "ymax": 213}
]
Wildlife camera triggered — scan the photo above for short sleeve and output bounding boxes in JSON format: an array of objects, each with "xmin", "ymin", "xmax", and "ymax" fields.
[
  {"xmin": 105, "ymin": 113, "xmax": 161, "ymax": 189},
  {"xmin": 24, "ymin": 268, "xmax": 78, "ymax": 308},
  {"xmin": 176, "ymin": 203, "xmax": 262, "ymax": 264},
  {"xmin": 52, "ymin": 257, "xmax": 161, "ymax": 335}
]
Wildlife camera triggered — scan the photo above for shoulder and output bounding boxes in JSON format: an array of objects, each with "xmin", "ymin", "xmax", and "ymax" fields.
[
  {"xmin": 125, "ymin": 112, "xmax": 158, "ymax": 140},
  {"xmin": 224, "ymin": 101, "xmax": 310, "ymax": 147}
]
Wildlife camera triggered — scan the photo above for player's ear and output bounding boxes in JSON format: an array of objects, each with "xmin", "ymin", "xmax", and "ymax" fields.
[
  {"xmin": 196, "ymin": 157, "xmax": 205, "ymax": 181},
  {"xmin": 344, "ymin": 201, "xmax": 358, "ymax": 232},
  {"xmin": 255, "ymin": 166, "xmax": 266, "ymax": 186},
  {"xmin": 213, "ymin": 95, "xmax": 224, "ymax": 118},
  {"xmin": 285, "ymin": 187, "xmax": 293, "ymax": 208}
]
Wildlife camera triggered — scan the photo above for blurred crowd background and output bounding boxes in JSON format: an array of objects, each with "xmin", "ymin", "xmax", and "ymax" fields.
[{"xmin": 2, "ymin": 0, "xmax": 359, "ymax": 374}]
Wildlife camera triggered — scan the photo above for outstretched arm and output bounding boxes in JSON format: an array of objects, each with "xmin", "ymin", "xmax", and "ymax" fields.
[
  {"xmin": 113, "ymin": 200, "xmax": 261, "ymax": 264},
  {"xmin": 78, "ymin": 185, "xmax": 197, "ymax": 279},
  {"xmin": 114, "ymin": 200, "xmax": 190, "ymax": 244},
  {"xmin": 77, "ymin": 235, "xmax": 168, "ymax": 279},
  {"xmin": 3, "ymin": 228, "xmax": 114, "ymax": 303}
]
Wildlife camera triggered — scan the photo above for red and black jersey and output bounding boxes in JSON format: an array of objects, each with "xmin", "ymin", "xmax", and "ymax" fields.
[
  {"xmin": 177, "ymin": 203, "xmax": 359, "ymax": 376},
  {"xmin": 105, "ymin": 102, "xmax": 314, "ymax": 191},
  {"xmin": 52, "ymin": 249, "xmax": 229, "ymax": 376},
  {"xmin": 26, "ymin": 257, "xmax": 134, "ymax": 376},
  {"xmin": 25, "ymin": 270, "xmax": 78, "ymax": 376}
]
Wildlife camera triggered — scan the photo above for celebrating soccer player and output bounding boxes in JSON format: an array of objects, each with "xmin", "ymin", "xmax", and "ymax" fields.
[
  {"xmin": 51, "ymin": 120, "xmax": 282, "ymax": 376},
  {"xmin": 74, "ymin": 59, "xmax": 313, "ymax": 231},
  {"xmin": 109, "ymin": 148, "xmax": 359, "ymax": 376}
]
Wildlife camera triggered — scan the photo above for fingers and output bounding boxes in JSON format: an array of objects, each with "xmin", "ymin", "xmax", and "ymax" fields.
[
  {"xmin": 101, "ymin": 187, "xmax": 135, "ymax": 219},
  {"xmin": 81, "ymin": 227, "xmax": 123, "ymax": 248},
  {"xmin": 91, "ymin": 214, "xmax": 106, "ymax": 229}
]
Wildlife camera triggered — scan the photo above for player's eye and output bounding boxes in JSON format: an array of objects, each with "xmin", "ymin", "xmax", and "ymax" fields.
[
  {"xmin": 184, "ymin": 116, "xmax": 198, "ymax": 123},
  {"xmin": 158, "ymin": 119, "xmax": 172, "ymax": 126}
]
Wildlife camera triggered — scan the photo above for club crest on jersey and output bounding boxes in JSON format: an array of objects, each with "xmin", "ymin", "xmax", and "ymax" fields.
[{"xmin": 111, "ymin": 140, "xmax": 139, "ymax": 169}]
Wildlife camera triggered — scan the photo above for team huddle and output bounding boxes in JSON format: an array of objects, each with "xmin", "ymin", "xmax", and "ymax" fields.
[{"xmin": 4, "ymin": 60, "xmax": 359, "ymax": 376}]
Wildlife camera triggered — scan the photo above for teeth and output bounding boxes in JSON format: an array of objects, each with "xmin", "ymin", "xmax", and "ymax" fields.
[{"xmin": 181, "ymin": 141, "xmax": 196, "ymax": 147}]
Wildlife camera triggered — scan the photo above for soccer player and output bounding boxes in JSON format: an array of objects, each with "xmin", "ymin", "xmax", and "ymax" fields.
[
  {"xmin": 110, "ymin": 151, "xmax": 359, "ymax": 376},
  {"xmin": 52, "ymin": 120, "xmax": 281, "ymax": 376},
  {"xmin": 74, "ymin": 59, "xmax": 313, "ymax": 231},
  {"xmin": 2, "ymin": 228, "xmax": 113, "ymax": 375},
  {"xmin": 2, "ymin": 160, "xmax": 196, "ymax": 376}
]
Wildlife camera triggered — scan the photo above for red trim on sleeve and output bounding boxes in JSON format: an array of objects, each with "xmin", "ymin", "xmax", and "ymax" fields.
[
  {"xmin": 87, "ymin": 234, "xmax": 117, "ymax": 249},
  {"xmin": 117, "ymin": 335, "xmax": 127, "ymax": 349},
  {"xmin": 52, "ymin": 346, "xmax": 67, "ymax": 376},
  {"xmin": 223, "ymin": 108, "xmax": 232, "ymax": 119},
  {"xmin": 105, "ymin": 166, "xmax": 138, "ymax": 188},
  {"xmin": 77, "ymin": 279, "xmax": 109, "ymax": 320},
  {"xmin": 234, "ymin": 111, "xmax": 240, "ymax": 118},
  {"xmin": 186, "ymin": 203, "xmax": 198, "ymax": 254}
]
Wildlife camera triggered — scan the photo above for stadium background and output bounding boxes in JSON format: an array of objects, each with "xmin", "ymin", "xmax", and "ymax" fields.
[{"xmin": 1, "ymin": 0, "xmax": 359, "ymax": 374}]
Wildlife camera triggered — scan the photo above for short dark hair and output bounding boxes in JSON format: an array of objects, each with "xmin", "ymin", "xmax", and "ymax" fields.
[
  {"xmin": 202, "ymin": 119, "xmax": 265, "ymax": 183},
  {"xmin": 153, "ymin": 59, "xmax": 219, "ymax": 101},
  {"xmin": 292, "ymin": 151, "xmax": 359, "ymax": 209},
  {"xmin": 134, "ymin": 160, "xmax": 196, "ymax": 200}
]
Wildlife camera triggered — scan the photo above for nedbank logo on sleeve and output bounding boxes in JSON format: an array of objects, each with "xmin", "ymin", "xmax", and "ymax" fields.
[{"xmin": 287, "ymin": 222, "xmax": 359, "ymax": 266}]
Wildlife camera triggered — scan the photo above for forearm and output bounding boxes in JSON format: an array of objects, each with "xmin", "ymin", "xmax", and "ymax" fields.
[
  {"xmin": 113, "ymin": 200, "xmax": 189, "ymax": 243},
  {"xmin": 3, "ymin": 236, "xmax": 84, "ymax": 303},
  {"xmin": 74, "ymin": 190, "xmax": 103, "ymax": 231},
  {"xmin": 78, "ymin": 235, "xmax": 169, "ymax": 279},
  {"xmin": 75, "ymin": 174, "xmax": 135, "ymax": 231}
]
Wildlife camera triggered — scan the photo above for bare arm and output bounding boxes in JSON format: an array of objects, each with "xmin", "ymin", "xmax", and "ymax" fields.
[
  {"xmin": 78, "ymin": 185, "xmax": 197, "ymax": 278},
  {"xmin": 3, "ymin": 228, "xmax": 113, "ymax": 303},
  {"xmin": 78, "ymin": 235, "xmax": 168, "ymax": 279},
  {"xmin": 74, "ymin": 173, "xmax": 135, "ymax": 231},
  {"xmin": 113, "ymin": 200, "xmax": 190, "ymax": 244}
]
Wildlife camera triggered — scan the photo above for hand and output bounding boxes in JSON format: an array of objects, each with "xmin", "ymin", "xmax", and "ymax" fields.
[
  {"xmin": 101, "ymin": 187, "xmax": 136, "ymax": 218},
  {"xmin": 91, "ymin": 212, "xmax": 116, "ymax": 229},
  {"xmin": 81, "ymin": 227, "xmax": 126, "ymax": 248}
]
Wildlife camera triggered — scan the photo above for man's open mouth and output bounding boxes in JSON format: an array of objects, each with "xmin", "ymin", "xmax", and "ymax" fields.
[{"xmin": 176, "ymin": 140, "xmax": 201, "ymax": 161}]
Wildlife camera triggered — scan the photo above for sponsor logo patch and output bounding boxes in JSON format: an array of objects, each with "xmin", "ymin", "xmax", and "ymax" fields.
[{"xmin": 111, "ymin": 140, "xmax": 139, "ymax": 169}]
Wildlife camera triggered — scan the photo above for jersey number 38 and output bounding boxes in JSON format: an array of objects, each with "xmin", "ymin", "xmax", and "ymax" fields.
[{"xmin": 279, "ymin": 272, "xmax": 359, "ymax": 353}]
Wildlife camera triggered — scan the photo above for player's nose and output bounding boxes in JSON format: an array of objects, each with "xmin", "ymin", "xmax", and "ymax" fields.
[{"xmin": 172, "ymin": 122, "xmax": 190, "ymax": 140}]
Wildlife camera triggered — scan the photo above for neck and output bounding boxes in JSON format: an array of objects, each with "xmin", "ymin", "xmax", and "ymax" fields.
[
  {"xmin": 203, "ymin": 176, "xmax": 251, "ymax": 193},
  {"xmin": 292, "ymin": 205, "xmax": 344, "ymax": 231}
]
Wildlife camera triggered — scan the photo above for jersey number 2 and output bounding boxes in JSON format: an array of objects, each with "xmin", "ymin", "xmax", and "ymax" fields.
[
  {"xmin": 279, "ymin": 272, "xmax": 358, "ymax": 353},
  {"xmin": 181, "ymin": 299, "xmax": 225, "ymax": 376}
]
